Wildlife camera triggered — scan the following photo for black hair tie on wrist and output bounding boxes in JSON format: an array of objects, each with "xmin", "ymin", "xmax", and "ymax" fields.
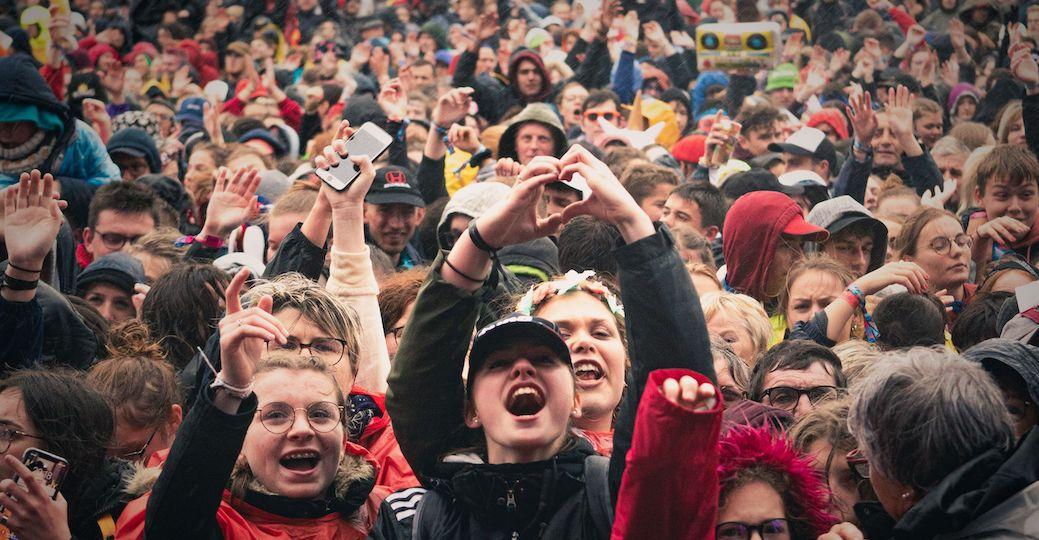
[
  {"xmin": 1, "ymin": 274, "xmax": 39, "ymax": 291},
  {"xmin": 6, "ymin": 262, "xmax": 41, "ymax": 274},
  {"xmin": 444, "ymin": 257, "xmax": 487, "ymax": 284},
  {"xmin": 467, "ymin": 221, "xmax": 500, "ymax": 256}
]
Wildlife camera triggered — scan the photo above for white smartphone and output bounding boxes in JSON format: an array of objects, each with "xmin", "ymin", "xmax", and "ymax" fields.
[{"xmin": 315, "ymin": 122, "xmax": 394, "ymax": 191}]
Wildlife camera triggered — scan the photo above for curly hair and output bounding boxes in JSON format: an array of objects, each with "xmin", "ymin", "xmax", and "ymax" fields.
[{"xmin": 718, "ymin": 426, "xmax": 838, "ymax": 539}]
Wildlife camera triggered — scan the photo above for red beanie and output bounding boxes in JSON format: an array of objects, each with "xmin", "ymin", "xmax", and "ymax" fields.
[
  {"xmin": 806, "ymin": 108, "xmax": 849, "ymax": 140},
  {"xmin": 670, "ymin": 134, "xmax": 706, "ymax": 164}
]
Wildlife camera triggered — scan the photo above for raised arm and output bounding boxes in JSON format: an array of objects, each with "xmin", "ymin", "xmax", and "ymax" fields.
[{"xmin": 314, "ymin": 121, "xmax": 391, "ymax": 394}]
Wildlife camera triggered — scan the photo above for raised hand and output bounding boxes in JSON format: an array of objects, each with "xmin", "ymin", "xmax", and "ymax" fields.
[
  {"xmin": 949, "ymin": 19, "xmax": 967, "ymax": 51},
  {"xmin": 2, "ymin": 170, "xmax": 66, "ymax": 270},
  {"xmin": 377, "ymin": 79, "xmax": 408, "ymax": 121},
  {"xmin": 199, "ymin": 166, "xmax": 260, "ymax": 240},
  {"xmin": 476, "ymin": 10, "xmax": 500, "ymax": 42},
  {"xmin": 557, "ymin": 144, "xmax": 654, "ymax": 241},
  {"xmin": 852, "ymin": 261, "xmax": 930, "ymax": 295},
  {"xmin": 218, "ymin": 268, "xmax": 287, "ymax": 389},
  {"xmin": 432, "ymin": 86, "xmax": 475, "ymax": 127},
  {"xmin": 314, "ymin": 120, "xmax": 379, "ymax": 207},
  {"xmin": 448, "ymin": 124, "xmax": 481, "ymax": 154},
  {"xmin": 661, "ymin": 376, "xmax": 717, "ymax": 412},
  {"xmin": 474, "ymin": 156, "xmax": 566, "ymax": 247},
  {"xmin": 818, "ymin": 523, "xmax": 866, "ymax": 540},
  {"xmin": 494, "ymin": 157, "xmax": 522, "ymax": 179},
  {"xmin": 885, "ymin": 85, "xmax": 916, "ymax": 138},
  {"xmin": 920, "ymin": 179, "xmax": 958, "ymax": 208},
  {"xmin": 976, "ymin": 215, "xmax": 1031, "ymax": 246},
  {"xmin": 906, "ymin": 24, "xmax": 927, "ymax": 47},
  {"xmin": 642, "ymin": 21, "xmax": 669, "ymax": 48},
  {"xmin": 0, "ymin": 455, "xmax": 71, "ymax": 540},
  {"xmin": 828, "ymin": 48, "xmax": 851, "ymax": 75},
  {"xmin": 940, "ymin": 57, "xmax": 961, "ymax": 87},
  {"xmin": 848, "ymin": 91, "xmax": 877, "ymax": 145},
  {"xmin": 670, "ymin": 30, "xmax": 695, "ymax": 50},
  {"xmin": 1010, "ymin": 42, "xmax": 1039, "ymax": 88}
]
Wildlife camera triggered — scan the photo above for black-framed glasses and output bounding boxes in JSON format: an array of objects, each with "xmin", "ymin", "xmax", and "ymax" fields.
[
  {"xmin": 721, "ymin": 385, "xmax": 748, "ymax": 404},
  {"xmin": 846, "ymin": 447, "xmax": 870, "ymax": 480},
  {"xmin": 96, "ymin": 231, "xmax": 144, "ymax": 250},
  {"xmin": 716, "ymin": 518, "xmax": 791, "ymax": 540},
  {"xmin": 386, "ymin": 325, "xmax": 405, "ymax": 345},
  {"xmin": 0, "ymin": 424, "xmax": 45, "ymax": 454},
  {"xmin": 761, "ymin": 385, "xmax": 839, "ymax": 411},
  {"xmin": 928, "ymin": 233, "xmax": 972, "ymax": 255},
  {"xmin": 266, "ymin": 337, "xmax": 347, "ymax": 365},
  {"xmin": 120, "ymin": 426, "xmax": 160, "ymax": 461},
  {"xmin": 256, "ymin": 401, "xmax": 345, "ymax": 434},
  {"xmin": 583, "ymin": 111, "xmax": 619, "ymax": 122}
]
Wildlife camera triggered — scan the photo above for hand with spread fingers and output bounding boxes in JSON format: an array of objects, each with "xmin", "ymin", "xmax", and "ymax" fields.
[
  {"xmin": 199, "ymin": 166, "xmax": 261, "ymax": 240},
  {"xmin": 217, "ymin": 268, "xmax": 288, "ymax": 394},
  {"xmin": 2, "ymin": 170, "xmax": 66, "ymax": 273},
  {"xmin": 0, "ymin": 455, "xmax": 71, "ymax": 540}
]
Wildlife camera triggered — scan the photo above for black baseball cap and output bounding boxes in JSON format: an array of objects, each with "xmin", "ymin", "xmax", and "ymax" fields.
[
  {"xmin": 721, "ymin": 169, "xmax": 803, "ymax": 202},
  {"xmin": 467, "ymin": 313, "xmax": 572, "ymax": 390},
  {"xmin": 365, "ymin": 166, "xmax": 425, "ymax": 207}
]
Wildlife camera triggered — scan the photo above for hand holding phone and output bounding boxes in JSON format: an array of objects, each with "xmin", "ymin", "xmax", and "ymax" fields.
[
  {"xmin": 0, "ymin": 449, "xmax": 70, "ymax": 539},
  {"xmin": 315, "ymin": 122, "xmax": 392, "ymax": 191}
]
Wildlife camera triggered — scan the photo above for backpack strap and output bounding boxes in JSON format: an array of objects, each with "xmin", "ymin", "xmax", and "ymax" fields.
[
  {"xmin": 96, "ymin": 513, "xmax": 116, "ymax": 540},
  {"xmin": 583, "ymin": 455, "xmax": 614, "ymax": 538}
]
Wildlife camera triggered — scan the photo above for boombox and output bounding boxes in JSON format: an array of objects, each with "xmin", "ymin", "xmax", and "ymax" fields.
[{"xmin": 696, "ymin": 22, "xmax": 783, "ymax": 72}]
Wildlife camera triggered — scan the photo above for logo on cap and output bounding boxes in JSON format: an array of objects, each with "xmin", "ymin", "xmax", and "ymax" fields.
[{"xmin": 385, "ymin": 170, "xmax": 409, "ymax": 188}]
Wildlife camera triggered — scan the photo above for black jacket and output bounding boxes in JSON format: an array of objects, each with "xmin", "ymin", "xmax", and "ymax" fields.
[{"xmin": 375, "ymin": 224, "xmax": 715, "ymax": 539}]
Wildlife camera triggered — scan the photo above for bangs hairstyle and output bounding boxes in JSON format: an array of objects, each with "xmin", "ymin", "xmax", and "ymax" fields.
[
  {"xmin": 254, "ymin": 354, "xmax": 347, "ymax": 410},
  {"xmin": 719, "ymin": 426, "xmax": 838, "ymax": 539},
  {"xmin": 779, "ymin": 254, "xmax": 854, "ymax": 317},
  {"xmin": 242, "ymin": 273, "xmax": 362, "ymax": 374},
  {"xmin": 972, "ymin": 144, "xmax": 1039, "ymax": 195},
  {"xmin": 700, "ymin": 292, "xmax": 771, "ymax": 361},
  {"xmin": 895, "ymin": 206, "xmax": 956, "ymax": 259}
]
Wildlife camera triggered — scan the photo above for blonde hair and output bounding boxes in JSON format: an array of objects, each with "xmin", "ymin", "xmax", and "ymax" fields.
[
  {"xmin": 996, "ymin": 101, "xmax": 1023, "ymax": 144},
  {"xmin": 830, "ymin": 339, "xmax": 881, "ymax": 385},
  {"xmin": 687, "ymin": 262, "xmax": 723, "ymax": 289},
  {"xmin": 959, "ymin": 145, "xmax": 996, "ymax": 215},
  {"xmin": 700, "ymin": 291, "xmax": 771, "ymax": 360},
  {"xmin": 241, "ymin": 273, "xmax": 361, "ymax": 375}
]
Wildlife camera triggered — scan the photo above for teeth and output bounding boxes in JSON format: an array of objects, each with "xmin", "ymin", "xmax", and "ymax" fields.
[{"xmin": 284, "ymin": 452, "xmax": 318, "ymax": 460}]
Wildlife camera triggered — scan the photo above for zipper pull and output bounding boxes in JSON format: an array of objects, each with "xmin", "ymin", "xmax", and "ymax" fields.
[
  {"xmin": 511, "ymin": 532, "xmax": 519, "ymax": 540},
  {"xmin": 506, "ymin": 488, "xmax": 517, "ymax": 511}
]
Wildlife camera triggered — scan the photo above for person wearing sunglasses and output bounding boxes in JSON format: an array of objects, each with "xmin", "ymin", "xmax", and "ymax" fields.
[
  {"xmin": 896, "ymin": 206, "xmax": 976, "ymax": 316},
  {"xmin": 80, "ymin": 181, "xmax": 159, "ymax": 268},
  {"xmin": 749, "ymin": 340, "xmax": 847, "ymax": 420},
  {"xmin": 578, "ymin": 89, "xmax": 625, "ymax": 145},
  {"xmin": 716, "ymin": 426, "xmax": 838, "ymax": 540},
  {"xmin": 844, "ymin": 348, "xmax": 1032, "ymax": 539}
]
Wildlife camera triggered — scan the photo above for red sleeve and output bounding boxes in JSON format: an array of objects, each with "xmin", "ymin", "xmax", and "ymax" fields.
[
  {"xmin": 610, "ymin": 369, "xmax": 722, "ymax": 540},
  {"xmin": 278, "ymin": 97, "xmax": 302, "ymax": 131},
  {"xmin": 222, "ymin": 97, "xmax": 246, "ymax": 116},
  {"xmin": 77, "ymin": 36, "xmax": 98, "ymax": 50},
  {"xmin": 41, "ymin": 64, "xmax": 69, "ymax": 102},
  {"xmin": 888, "ymin": 6, "xmax": 917, "ymax": 35}
]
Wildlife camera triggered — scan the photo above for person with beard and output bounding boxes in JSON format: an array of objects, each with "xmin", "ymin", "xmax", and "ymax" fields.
[{"xmin": 833, "ymin": 87, "xmax": 943, "ymax": 206}]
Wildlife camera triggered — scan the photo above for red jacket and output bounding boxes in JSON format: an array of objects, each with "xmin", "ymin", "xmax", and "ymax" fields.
[
  {"xmin": 350, "ymin": 387, "xmax": 419, "ymax": 490},
  {"xmin": 223, "ymin": 95, "xmax": 303, "ymax": 132},
  {"xmin": 611, "ymin": 369, "xmax": 722, "ymax": 540}
]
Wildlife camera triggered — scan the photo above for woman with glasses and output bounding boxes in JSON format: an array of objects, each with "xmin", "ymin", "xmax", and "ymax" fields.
[
  {"xmin": 842, "ymin": 348, "xmax": 1037, "ymax": 539},
  {"xmin": 86, "ymin": 321, "xmax": 183, "ymax": 464},
  {"xmin": 0, "ymin": 369, "xmax": 129, "ymax": 540},
  {"xmin": 716, "ymin": 426, "xmax": 837, "ymax": 540},
  {"xmin": 897, "ymin": 206, "xmax": 976, "ymax": 316}
]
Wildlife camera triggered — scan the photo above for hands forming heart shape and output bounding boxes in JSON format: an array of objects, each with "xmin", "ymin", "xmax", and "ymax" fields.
[{"xmin": 476, "ymin": 145, "xmax": 655, "ymax": 249}]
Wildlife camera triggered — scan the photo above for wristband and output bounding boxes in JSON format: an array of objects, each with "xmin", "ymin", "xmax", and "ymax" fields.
[
  {"xmin": 467, "ymin": 221, "xmax": 500, "ymax": 255},
  {"xmin": 6, "ymin": 262, "xmax": 41, "ymax": 274},
  {"xmin": 853, "ymin": 139, "xmax": 872, "ymax": 154},
  {"xmin": 176, "ymin": 234, "xmax": 226, "ymax": 249},
  {"xmin": 444, "ymin": 257, "xmax": 487, "ymax": 283},
  {"xmin": 846, "ymin": 285, "xmax": 879, "ymax": 343},
  {"xmin": 1, "ymin": 273, "xmax": 38, "ymax": 291},
  {"xmin": 210, "ymin": 375, "xmax": 253, "ymax": 400},
  {"xmin": 432, "ymin": 124, "xmax": 455, "ymax": 154}
]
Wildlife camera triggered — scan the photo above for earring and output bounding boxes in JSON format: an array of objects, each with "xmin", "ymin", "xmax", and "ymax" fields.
[{"xmin": 900, "ymin": 491, "xmax": 913, "ymax": 500}]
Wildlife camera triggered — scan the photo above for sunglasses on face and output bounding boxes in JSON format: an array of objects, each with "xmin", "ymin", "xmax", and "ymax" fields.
[
  {"xmin": 716, "ymin": 519, "xmax": 791, "ymax": 540},
  {"xmin": 583, "ymin": 111, "xmax": 619, "ymax": 122},
  {"xmin": 96, "ymin": 231, "xmax": 144, "ymax": 250}
]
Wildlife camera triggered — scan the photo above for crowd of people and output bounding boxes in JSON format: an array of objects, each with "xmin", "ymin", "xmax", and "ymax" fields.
[{"xmin": 1, "ymin": 0, "xmax": 1039, "ymax": 537}]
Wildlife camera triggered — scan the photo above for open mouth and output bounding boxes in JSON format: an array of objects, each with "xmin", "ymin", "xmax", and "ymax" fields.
[
  {"xmin": 506, "ymin": 385, "xmax": 546, "ymax": 417},
  {"xmin": 280, "ymin": 451, "xmax": 320, "ymax": 471},
  {"xmin": 573, "ymin": 360, "xmax": 605, "ymax": 382}
]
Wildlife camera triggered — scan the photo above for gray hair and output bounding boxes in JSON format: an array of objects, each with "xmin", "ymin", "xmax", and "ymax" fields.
[
  {"xmin": 930, "ymin": 136, "xmax": 970, "ymax": 159},
  {"xmin": 848, "ymin": 347, "xmax": 1013, "ymax": 492},
  {"xmin": 710, "ymin": 335, "xmax": 750, "ymax": 392}
]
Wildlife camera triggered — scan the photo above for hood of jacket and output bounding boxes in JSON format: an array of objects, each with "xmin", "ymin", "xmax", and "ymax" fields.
[
  {"xmin": 497, "ymin": 103, "xmax": 568, "ymax": 162},
  {"xmin": 429, "ymin": 440, "xmax": 596, "ymax": 535},
  {"xmin": 958, "ymin": 0, "xmax": 1000, "ymax": 20},
  {"xmin": 68, "ymin": 457, "xmax": 133, "ymax": 537},
  {"xmin": 723, "ymin": 191, "xmax": 808, "ymax": 302},
  {"xmin": 691, "ymin": 71, "xmax": 729, "ymax": 118},
  {"xmin": 508, "ymin": 49, "xmax": 553, "ymax": 104},
  {"xmin": 947, "ymin": 82, "xmax": 981, "ymax": 114},
  {"xmin": 37, "ymin": 279, "xmax": 98, "ymax": 369},
  {"xmin": 962, "ymin": 338, "xmax": 1039, "ymax": 405},
  {"xmin": 884, "ymin": 424, "xmax": 1039, "ymax": 538},
  {"xmin": 107, "ymin": 127, "xmax": 161, "ymax": 174},
  {"xmin": 0, "ymin": 55, "xmax": 76, "ymax": 171},
  {"xmin": 437, "ymin": 182, "xmax": 512, "ymax": 249}
]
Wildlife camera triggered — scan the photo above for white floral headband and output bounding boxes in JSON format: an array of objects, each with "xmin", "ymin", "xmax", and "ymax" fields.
[{"xmin": 516, "ymin": 270, "xmax": 625, "ymax": 318}]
